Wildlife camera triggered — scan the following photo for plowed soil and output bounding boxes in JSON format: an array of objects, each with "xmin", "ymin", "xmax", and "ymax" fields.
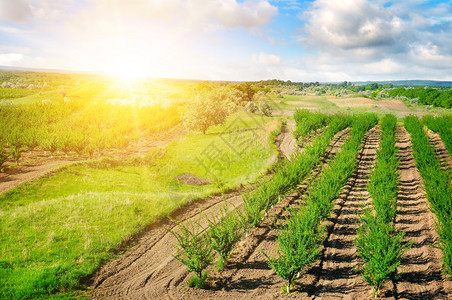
[
  {"xmin": 89, "ymin": 124, "xmax": 452, "ymax": 299},
  {"xmin": 425, "ymin": 128, "xmax": 452, "ymax": 170},
  {"xmin": 89, "ymin": 127, "xmax": 351, "ymax": 299},
  {"xmin": 394, "ymin": 126, "xmax": 451, "ymax": 299}
]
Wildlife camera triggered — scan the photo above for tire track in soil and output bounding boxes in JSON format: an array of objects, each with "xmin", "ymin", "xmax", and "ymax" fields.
[
  {"xmin": 89, "ymin": 123, "xmax": 301, "ymax": 299},
  {"xmin": 174, "ymin": 128, "xmax": 351, "ymax": 299},
  {"xmin": 425, "ymin": 128, "xmax": 452, "ymax": 171},
  {"xmin": 294, "ymin": 126, "xmax": 380, "ymax": 299},
  {"xmin": 393, "ymin": 126, "xmax": 451, "ymax": 299},
  {"xmin": 89, "ymin": 127, "xmax": 349, "ymax": 300}
]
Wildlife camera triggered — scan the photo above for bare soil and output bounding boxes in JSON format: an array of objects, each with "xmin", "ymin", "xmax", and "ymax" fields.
[
  {"xmin": 174, "ymin": 173, "xmax": 211, "ymax": 186},
  {"xmin": 89, "ymin": 127, "xmax": 350, "ymax": 299},
  {"xmin": 393, "ymin": 126, "xmax": 451, "ymax": 299},
  {"xmin": 425, "ymin": 128, "xmax": 452, "ymax": 170},
  {"xmin": 275, "ymin": 120, "xmax": 297, "ymax": 161}
]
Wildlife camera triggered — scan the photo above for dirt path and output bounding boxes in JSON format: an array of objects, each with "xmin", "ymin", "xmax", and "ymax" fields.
[
  {"xmin": 0, "ymin": 158, "xmax": 78, "ymax": 195},
  {"xmin": 393, "ymin": 126, "xmax": 451, "ymax": 299},
  {"xmin": 275, "ymin": 120, "xmax": 297, "ymax": 160},
  {"xmin": 89, "ymin": 127, "xmax": 350, "ymax": 299},
  {"xmin": 0, "ymin": 126, "xmax": 185, "ymax": 196},
  {"xmin": 425, "ymin": 128, "xmax": 452, "ymax": 170}
]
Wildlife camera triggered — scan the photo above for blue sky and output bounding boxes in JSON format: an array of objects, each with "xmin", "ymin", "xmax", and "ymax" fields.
[{"xmin": 0, "ymin": 0, "xmax": 451, "ymax": 81}]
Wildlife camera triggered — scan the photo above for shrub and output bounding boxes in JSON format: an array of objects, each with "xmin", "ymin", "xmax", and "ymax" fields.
[
  {"xmin": 259, "ymin": 102, "xmax": 272, "ymax": 116},
  {"xmin": 245, "ymin": 101, "xmax": 258, "ymax": 114},
  {"xmin": 0, "ymin": 141, "xmax": 10, "ymax": 171}
]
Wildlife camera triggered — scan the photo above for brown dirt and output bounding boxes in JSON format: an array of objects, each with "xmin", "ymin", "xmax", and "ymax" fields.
[
  {"xmin": 0, "ymin": 158, "xmax": 78, "ymax": 195},
  {"xmin": 0, "ymin": 126, "xmax": 185, "ymax": 196},
  {"xmin": 393, "ymin": 126, "xmax": 451, "ymax": 299},
  {"xmin": 425, "ymin": 128, "xmax": 452, "ymax": 170},
  {"xmin": 88, "ymin": 127, "xmax": 351, "ymax": 299},
  {"xmin": 174, "ymin": 173, "xmax": 211, "ymax": 186},
  {"xmin": 275, "ymin": 120, "xmax": 297, "ymax": 161}
]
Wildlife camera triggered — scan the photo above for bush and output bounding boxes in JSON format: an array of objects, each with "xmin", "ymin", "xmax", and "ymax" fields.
[
  {"xmin": 245, "ymin": 101, "xmax": 258, "ymax": 114},
  {"xmin": 259, "ymin": 102, "xmax": 272, "ymax": 116}
]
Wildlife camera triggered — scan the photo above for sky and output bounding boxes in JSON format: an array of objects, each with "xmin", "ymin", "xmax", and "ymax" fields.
[{"xmin": 0, "ymin": 0, "xmax": 451, "ymax": 82}]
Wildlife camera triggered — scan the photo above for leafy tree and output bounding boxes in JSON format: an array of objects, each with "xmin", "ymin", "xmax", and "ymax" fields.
[
  {"xmin": 245, "ymin": 101, "xmax": 258, "ymax": 113},
  {"xmin": 232, "ymin": 82, "xmax": 256, "ymax": 103},
  {"xmin": 182, "ymin": 87, "xmax": 235, "ymax": 134}
]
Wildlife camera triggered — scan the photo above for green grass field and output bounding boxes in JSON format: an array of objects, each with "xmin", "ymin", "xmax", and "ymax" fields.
[{"xmin": 0, "ymin": 113, "xmax": 280, "ymax": 299}]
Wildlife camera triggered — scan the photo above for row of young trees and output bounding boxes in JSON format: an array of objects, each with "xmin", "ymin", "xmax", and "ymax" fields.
[
  {"xmin": 0, "ymin": 100, "xmax": 181, "ymax": 171},
  {"xmin": 264, "ymin": 114, "xmax": 378, "ymax": 292},
  {"xmin": 171, "ymin": 111, "xmax": 354, "ymax": 288},
  {"xmin": 355, "ymin": 115, "xmax": 410, "ymax": 297},
  {"xmin": 0, "ymin": 80, "xmax": 264, "ymax": 171},
  {"xmin": 423, "ymin": 115, "xmax": 452, "ymax": 155},
  {"xmin": 404, "ymin": 116, "xmax": 452, "ymax": 277},
  {"xmin": 293, "ymin": 109, "xmax": 330, "ymax": 142}
]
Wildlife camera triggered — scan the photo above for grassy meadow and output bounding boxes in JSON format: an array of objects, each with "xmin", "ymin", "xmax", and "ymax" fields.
[{"xmin": 0, "ymin": 111, "xmax": 280, "ymax": 298}]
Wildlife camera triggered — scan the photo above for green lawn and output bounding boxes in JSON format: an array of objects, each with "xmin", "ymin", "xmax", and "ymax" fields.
[{"xmin": 0, "ymin": 113, "xmax": 280, "ymax": 299}]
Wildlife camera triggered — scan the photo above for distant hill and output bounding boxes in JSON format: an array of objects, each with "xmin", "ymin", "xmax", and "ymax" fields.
[{"xmin": 353, "ymin": 80, "xmax": 452, "ymax": 87}]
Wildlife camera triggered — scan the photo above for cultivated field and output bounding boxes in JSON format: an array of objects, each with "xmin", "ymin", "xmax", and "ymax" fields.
[{"xmin": 0, "ymin": 73, "xmax": 451, "ymax": 299}]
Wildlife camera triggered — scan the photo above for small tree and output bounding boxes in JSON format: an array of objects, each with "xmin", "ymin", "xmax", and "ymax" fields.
[
  {"xmin": 171, "ymin": 218, "xmax": 214, "ymax": 288},
  {"xmin": 0, "ymin": 141, "xmax": 10, "ymax": 171},
  {"xmin": 259, "ymin": 102, "xmax": 272, "ymax": 116},
  {"xmin": 8, "ymin": 129, "xmax": 25, "ymax": 164},
  {"xmin": 182, "ymin": 87, "xmax": 235, "ymax": 134},
  {"xmin": 207, "ymin": 206, "xmax": 243, "ymax": 270},
  {"xmin": 264, "ymin": 211, "xmax": 320, "ymax": 293}
]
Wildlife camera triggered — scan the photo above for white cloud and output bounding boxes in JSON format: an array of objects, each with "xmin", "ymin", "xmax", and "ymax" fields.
[
  {"xmin": 252, "ymin": 52, "xmax": 282, "ymax": 65},
  {"xmin": 80, "ymin": 0, "xmax": 278, "ymax": 31},
  {"xmin": 0, "ymin": 52, "xmax": 49, "ymax": 69},
  {"xmin": 302, "ymin": 0, "xmax": 405, "ymax": 50},
  {"xmin": 0, "ymin": 0, "xmax": 32, "ymax": 23},
  {"xmin": 0, "ymin": 53, "xmax": 24, "ymax": 65}
]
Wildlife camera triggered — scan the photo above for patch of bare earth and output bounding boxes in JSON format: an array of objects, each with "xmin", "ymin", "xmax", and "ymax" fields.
[
  {"xmin": 393, "ymin": 126, "xmax": 451, "ymax": 299},
  {"xmin": 174, "ymin": 173, "xmax": 211, "ymax": 186},
  {"xmin": 89, "ymin": 127, "xmax": 347, "ymax": 299},
  {"xmin": 425, "ymin": 128, "xmax": 452, "ymax": 170},
  {"xmin": 275, "ymin": 120, "xmax": 297, "ymax": 161},
  {"xmin": 329, "ymin": 97, "xmax": 412, "ymax": 114}
]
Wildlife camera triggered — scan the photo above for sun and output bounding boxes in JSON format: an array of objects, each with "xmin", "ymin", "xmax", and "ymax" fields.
[{"xmin": 110, "ymin": 61, "xmax": 148, "ymax": 84}]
